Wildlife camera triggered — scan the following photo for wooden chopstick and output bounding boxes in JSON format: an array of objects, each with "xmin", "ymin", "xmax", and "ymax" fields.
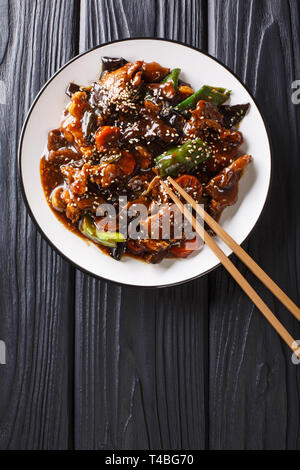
[
  {"xmin": 168, "ymin": 176, "xmax": 300, "ymax": 322},
  {"xmin": 160, "ymin": 178, "xmax": 300, "ymax": 358}
]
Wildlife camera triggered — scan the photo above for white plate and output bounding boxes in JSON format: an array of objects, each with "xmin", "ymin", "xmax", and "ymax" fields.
[{"xmin": 19, "ymin": 39, "xmax": 271, "ymax": 287}]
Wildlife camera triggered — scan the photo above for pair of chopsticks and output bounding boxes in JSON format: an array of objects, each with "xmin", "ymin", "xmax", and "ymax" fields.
[{"xmin": 161, "ymin": 176, "xmax": 300, "ymax": 358}]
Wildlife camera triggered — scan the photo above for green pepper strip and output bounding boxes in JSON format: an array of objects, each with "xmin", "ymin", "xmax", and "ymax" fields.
[
  {"xmin": 161, "ymin": 68, "xmax": 181, "ymax": 91},
  {"xmin": 154, "ymin": 138, "xmax": 212, "ymax": 177},
  {"xmin": 80, "ymin": 215, "xmax": 126, "ymax": 248},
  {"xmin": 174, "ymin": 85, "xmax": 231, "ymax": 112}
]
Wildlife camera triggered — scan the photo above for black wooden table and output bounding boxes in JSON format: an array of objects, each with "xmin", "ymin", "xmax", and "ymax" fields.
[{"xmin": 0, "ymin": 0, "xmax": 300, "ymax": 450}]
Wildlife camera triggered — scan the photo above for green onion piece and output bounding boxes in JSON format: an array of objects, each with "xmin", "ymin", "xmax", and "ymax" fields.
[
  {"xmin": 80, "ymin": 215, "xmax": 126, "ymax": 248},
  {"xmin": 95, "ymin": 229, "xmax": 126, "ymax": 243}
]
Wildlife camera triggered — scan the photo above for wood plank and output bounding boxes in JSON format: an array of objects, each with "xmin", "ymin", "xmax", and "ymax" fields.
[
  {"xmin": 75, "ymin": 0, "xmax": 209, "ymax": 450},
  {"xmin": 208, "ymin": 0, "xmax": 300, "ymax": 449},
  {"xmin": 0, "ymin": 0, "xmax": 79, "ymax": 449}
]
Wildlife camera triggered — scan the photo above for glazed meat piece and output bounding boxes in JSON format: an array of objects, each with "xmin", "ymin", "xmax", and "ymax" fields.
[
  {"xmin": 60, "ymin": 91, "xmax": 94, "ymax": 157},
  {"xmin": 100, "ymin": 60, "xmax": 144, "ymax": 90},
  {"xmin": 139, "ymin": 203, "xmax": 182, "ymax": 240},
  {"xmin": 145, "ymin": 81, "xmax": 176, "ymax": 101},
  {"xmin": 60, "ymin": 188, "xmax": 81, "ymax": 221},
  {"xmin": 205, "ymin": 154, "xmax": 252, "ymax": 219},
  {"xmin": 205, "ymin": 154, "xmax": 252, "ymax": 200},
  {"xmin": 67, "ymin": 91, "xmax": 90, "ymax": 119},
  {"xmin": 61, "ymin": 163, "xmax": 89, "ymax": 196},
  {"xmin": 122, "ymin": 109, "xmax": 180, "ymax": 146},
  {"xmin": 133, "ymin": 145, "xmax": 153, "ymax": 169},
  {"xmin": 59, "ymin": 187, "xmax": 103, "ymax": 222},
  {"xmin": 184, "ymin": 111, "xmax": 241, "ymax": 145},
  {"xmin": 204, "ymin": 147, "xmax": 239, "ymax": 175},
  {"xmin": 183, "ymin": 100, "xmax": 245, "ymax": 172},
  {"xmin": 178, "ymin": 107, "xmax": 243, "ymax": 176},
  {"xmin": 98, "ymin": 150, "xmax": 136, "ymax": 186},
  {"xmin": 142, "ymin": 62, "xmax": 170, "ymax": 82},
  {"xmin": 185, "ymin": 100, "xmax": 224, "ymax": 133},
  {"xmin": 183, "ymin": 100, "xmax": 249, "ymax": 132},
  {"xmin": 91, "ymin": 162, "xmax": 121, "ymax": 188},
  {"xmin": 184, "ymin": 103, "xmax": 243, "ymax": 152},
  {"xmin": 90, "ymin": 61, "xmax": 144, "ymax": 114},
  {"xmin": 61, "ymin": 148, "xmax": 136, "ymax": 190}
]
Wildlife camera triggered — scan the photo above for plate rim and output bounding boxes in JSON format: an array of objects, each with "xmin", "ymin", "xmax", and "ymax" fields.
[{"xmin": 18, "ymin": 37, "xmax": 273, "ymax": 289}]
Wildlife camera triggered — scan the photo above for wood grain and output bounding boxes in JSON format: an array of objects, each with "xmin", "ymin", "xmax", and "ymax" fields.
[
  {"xmin": 75, "ymin": 0, "xmax": 208, "ymax": 450},
  {"xmin": 1, "ymin": 0, "xmax": 300, "ymax": 451},
  {"xmin": 208, "ymin": 0, "xmax": 300, "ymax": 450},
  {"xmin": 0, "ymin": 0, "xmax": 79, "ymax": 449},
  {"xmin": 168, "ymin": 175, "xmax": 300, "ymax": 324}
]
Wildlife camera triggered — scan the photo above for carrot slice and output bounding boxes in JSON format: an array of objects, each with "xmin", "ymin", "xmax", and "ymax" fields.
[
  {"xmin": 95, "ymin": 126, "xmax": 120, "ymax": 151},
  {"xmin": 170, "ymin": 237, "xmax": 202, "ymax": 258}
]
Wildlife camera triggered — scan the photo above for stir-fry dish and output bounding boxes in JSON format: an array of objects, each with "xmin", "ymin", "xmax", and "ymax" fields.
[{"xmin": 41, "ymin": 57, "xmax": 252, "ymax": 263}]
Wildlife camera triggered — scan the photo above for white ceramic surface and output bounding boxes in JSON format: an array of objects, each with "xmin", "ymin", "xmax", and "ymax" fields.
[{"xmin": 19, "ymin": 39, "xmax": 271, "ymax": 287}]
